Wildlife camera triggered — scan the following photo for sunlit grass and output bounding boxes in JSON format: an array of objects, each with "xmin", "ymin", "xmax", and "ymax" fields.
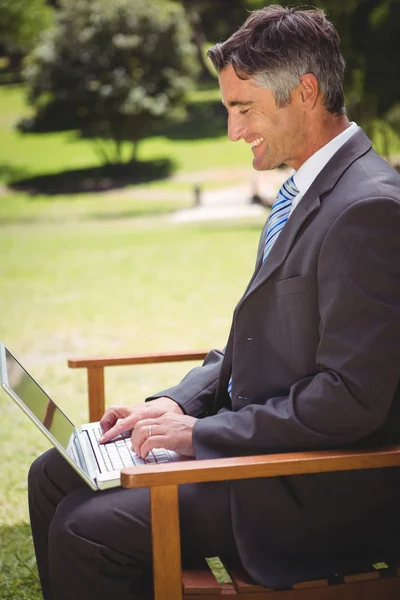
[
  {"xmin": 0, "ymin": 219, "xmax": 263, "ymax": 507},
  {"xmin": 0, "ymin": 84, "xmax": 248, "ymax": 184}
]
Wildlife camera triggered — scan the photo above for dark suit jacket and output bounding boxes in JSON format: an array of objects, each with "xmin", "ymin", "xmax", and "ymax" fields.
[{"xmin": 148, "ymin": 129, "xmax": 400, "ymax": 587}]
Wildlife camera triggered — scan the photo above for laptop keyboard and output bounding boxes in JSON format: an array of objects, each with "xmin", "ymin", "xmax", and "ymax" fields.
[{"xmin": 92, "ymin": 426, "xmax": 170, "ymax": 472}]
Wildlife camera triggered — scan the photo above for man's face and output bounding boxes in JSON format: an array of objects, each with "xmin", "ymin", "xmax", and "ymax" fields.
[{"xmin": 218, "ymin": 65, "xmax": 305, "ymax": 171}]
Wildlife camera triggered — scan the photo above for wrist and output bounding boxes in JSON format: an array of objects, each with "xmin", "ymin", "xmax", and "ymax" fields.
[{"xmin": 153, "ymin": 396, "xmax": 184, "ymax": 415}]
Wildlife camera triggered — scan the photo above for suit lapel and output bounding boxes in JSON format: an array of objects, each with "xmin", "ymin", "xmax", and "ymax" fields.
[
  {"xmin": 243, "ymin": 190, "xmax": 321, "ymax": 300},
  {"xmin": 236, "ymin": 128, "xmax": 373, "ymax": 308}
]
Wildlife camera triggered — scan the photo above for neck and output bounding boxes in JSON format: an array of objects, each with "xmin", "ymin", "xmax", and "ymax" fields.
[{"xmin": 292, "ymin": 113, "xmax": 351, "ymax": 171}]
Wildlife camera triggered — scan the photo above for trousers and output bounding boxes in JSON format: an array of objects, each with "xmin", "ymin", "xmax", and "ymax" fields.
[{"xmin": 28, "ymin": 448, "xmax": 237, "ymax": 600}]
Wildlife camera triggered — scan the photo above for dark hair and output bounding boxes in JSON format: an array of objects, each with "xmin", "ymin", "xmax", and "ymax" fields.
[{"xmin": 207, "ymin": 5, "xmax": 345, "ymax": 115}]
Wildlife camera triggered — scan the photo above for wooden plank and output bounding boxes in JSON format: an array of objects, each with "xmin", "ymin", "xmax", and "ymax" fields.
[
  {"xmin": 182, "ymin": 569, "xmax": 222, "ymax": 594},
  {"xmin": 121, "ymin": 446, "xmax": 400, "ymax": 489},
  {"xmin": 68, "ymin": 350, "xmax": 208, "ymax": 369},
  {"xmin": 182, "ymin": 574, "xmax": 400, "ymax": 599},
  {"xmin": 343, "ymin": 570, "xmax": 380, "ymax": 583},
  {"xmin": 87, "ymin": 366, "xmax": 105, "ymax": 422},
  {"xmin": 223, "ymin": 562, "xmax": 272, "ymax": 593},
  {"xmin": 151, "ymin": 485, "xmax": 182, "ymax": 600},
  {"xmin": 292, "ymin": 579, "xmax": 329, "ymax": 589}
]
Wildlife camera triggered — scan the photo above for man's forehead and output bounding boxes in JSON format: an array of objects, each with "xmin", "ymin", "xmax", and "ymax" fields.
[{"xmin": 218, "ymin": 64, "xmax": 264, "ymax": 106}]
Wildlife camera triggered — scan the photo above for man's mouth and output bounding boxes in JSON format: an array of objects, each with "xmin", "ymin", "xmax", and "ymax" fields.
[{"xmin": 250, "ymin": 137, "xmax": 264, "ymax": 149}]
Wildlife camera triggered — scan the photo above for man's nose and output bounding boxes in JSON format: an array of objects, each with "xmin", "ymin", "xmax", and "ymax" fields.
[{"xmin": 227, "ymin": 113, "xmax": 245, "ymax": 142}]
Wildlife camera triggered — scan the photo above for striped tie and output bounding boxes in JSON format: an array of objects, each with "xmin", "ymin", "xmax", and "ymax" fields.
[
  {"xmin": 227, "ymin": 175, "xmax": 299, "ymax": 398},
  {"xmin": 262, "ymin": 175, "xmax": 299, "ymax": 263}
]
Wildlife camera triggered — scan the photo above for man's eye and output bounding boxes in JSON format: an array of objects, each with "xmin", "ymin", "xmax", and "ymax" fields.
[{"xmin": 239, "ymin": 109, "xmax": 249, "ymax": 115}]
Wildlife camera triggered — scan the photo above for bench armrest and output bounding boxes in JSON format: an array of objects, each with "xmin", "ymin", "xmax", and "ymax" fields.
[
  {"xmin": 121, "ymin": 445, "xmax": 400, "ymax": 600},
  {"xmin": 121, "ymin": 445, "xmax": 400, "ymax": 489},
  {"xmin": 68, "ymin": 350, "xmax": 208, "ymax": 421},
  {"xmin": 67, "ymin": 350, "xmax": 209, "ymax": 369}
]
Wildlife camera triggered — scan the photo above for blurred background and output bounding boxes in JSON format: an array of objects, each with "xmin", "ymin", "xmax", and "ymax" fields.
[{"xmin": 0, "ymin": 1, "xmax": 399, "ymax": 597}]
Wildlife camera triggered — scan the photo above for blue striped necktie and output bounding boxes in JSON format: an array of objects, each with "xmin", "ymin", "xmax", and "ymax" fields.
[
  {"xmin": 227, "ymin": 174, "xmax": 299, "ymax": 398},
  {"xmin": 262, "ymin": 175, "xmax": 299, "ymax": 263}
]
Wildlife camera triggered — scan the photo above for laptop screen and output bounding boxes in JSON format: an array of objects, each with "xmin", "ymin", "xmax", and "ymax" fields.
[{"xmin": 1, "ymin": 346, "xmax": 75, "ymax": 450}]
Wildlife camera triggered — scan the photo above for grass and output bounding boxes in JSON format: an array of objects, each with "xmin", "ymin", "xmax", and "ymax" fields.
[
  {"xmin": 0, "ymin": 80, "xmax": 265, "ymax": 598},
  {"xmin": 0, "ymin": 218, "xmax": 264, "ymax": 597},
  {"xmin": 0, "ymin": 221, "xmax": 262, "ymax": 595},
  {"xmin": 0, "ymin": 83, "xmax": 253, "ymax": 226},
  {"xmin": 0, "ymin": 86, "xmax": 246, "ymax": 174},
  {"xmin": 1, "ymin": 79, "xmax": 399, "ymax": 598}
]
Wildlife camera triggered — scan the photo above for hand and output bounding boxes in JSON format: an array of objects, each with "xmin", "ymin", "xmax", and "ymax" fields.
[
  {"xmin": 132, "ymin": 413, "xmax": 197, "ymax": 458},
  {"xmin": 99, "ymin": 397, "xmax": 183, "ymax": 443}
]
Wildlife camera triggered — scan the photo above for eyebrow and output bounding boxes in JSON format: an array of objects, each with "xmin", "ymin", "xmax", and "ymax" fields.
[{"xmin": 222, "ymin": 100, "xmax": 253, "ymax": 108}]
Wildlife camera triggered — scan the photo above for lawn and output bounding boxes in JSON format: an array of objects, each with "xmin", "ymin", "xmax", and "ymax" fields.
[
  {"xmin": 1, "ymin": 80, "xmax": 399, "ymax": 599},
  {"xmin": 0, "ymin": 218, "xmax": 263, "ymax": 597},
  {"xmin": 0, "ymin": 84, "xmax": 253, "ymax": 225},
  {"xmin": 0, "ymin": 82, "xmax": 267, "ymax": 598}
]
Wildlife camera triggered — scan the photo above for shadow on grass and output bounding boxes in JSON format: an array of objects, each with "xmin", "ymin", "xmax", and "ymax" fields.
[
  {"xmin": 0, "ymin": 522, "xmax": 42, "ymax": 600},
  {"xmin": 7, "ymin": 158, "xmax": 176, "ymax": 197},
  {"xmin": 0, "ymin": 163, "xmax": 32, "ymax": 185}
]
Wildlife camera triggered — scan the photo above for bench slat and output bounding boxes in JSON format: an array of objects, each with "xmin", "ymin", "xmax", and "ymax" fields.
[
  {"xmin": 292, "ymin": 579, "xmax": 329, "ymax": 589},
  {"xmin": 343, "ymin": 570, "xmax": 380, "ymax": 584},
  {"xmin": 183, "ymin": 568, "xmax": 222, "ymax": 594},
  {"xmin": 222, "ymin": 561, "xmax": 273, "ymax": 594}
]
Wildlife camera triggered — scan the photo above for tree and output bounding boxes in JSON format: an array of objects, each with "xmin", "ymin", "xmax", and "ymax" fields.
[
  {"xmin": 313, "ymin": 0, "xmax": 400, "ymax": 156},
  {"xmin": 22, "ymin": 0, "xmax": 199, "ymax": 164},
  {"xmin": 0, "ymin": 0, "xmax": 53, "ymax": 54},
  {"xmin": 183, "ymin": 0, "xmax": 400, "ymax": 157},
  {"xmin": 175, "ymin": 0, "xmax": 265, "ymax": 79}
]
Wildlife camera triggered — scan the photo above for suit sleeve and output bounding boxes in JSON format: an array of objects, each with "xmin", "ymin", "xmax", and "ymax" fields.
[
  {"xmin": 193, "ymin": 196, "xmax": 400, "ymax": 458},
  {"xmin": 145, "ymin": 347, "xmax": 225, "ymax": 417}
]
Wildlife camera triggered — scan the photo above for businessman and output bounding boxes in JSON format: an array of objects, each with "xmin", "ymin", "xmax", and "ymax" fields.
[{"xmin": 29, "ymin": 5, "xmax": 400, "ymax": 599}]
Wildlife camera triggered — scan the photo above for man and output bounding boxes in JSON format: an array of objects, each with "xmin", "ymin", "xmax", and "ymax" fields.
[{"xmin": 29, "ymin": 5, "xmax": 400, "ymax": 599}]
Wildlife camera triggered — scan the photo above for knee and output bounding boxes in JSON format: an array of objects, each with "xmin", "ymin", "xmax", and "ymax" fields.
[
  {"xmin": 48, "ymin": 504, "xmax": 78, "ymax": 560},
  {"xmin": 48, "ymin": 494, "xmax": 110, "ymax": 565},
  {"xmin": 28, "ymin": 448, "xmax": 55, "ymax": 493}
]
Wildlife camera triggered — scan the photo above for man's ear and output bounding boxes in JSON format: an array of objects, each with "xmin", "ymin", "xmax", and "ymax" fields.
[{"xmin": 299, "ymin": 73, "xmax": 319, "ymax": 109}]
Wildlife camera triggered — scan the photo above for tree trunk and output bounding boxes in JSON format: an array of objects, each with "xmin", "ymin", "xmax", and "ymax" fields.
[
  {"xmin": 114, "ymin": 138, "xmax": 123, "ymax": 165},
  {"xmin": 92, "ymin": 138, "xmax": 113, "ymax": 166},
  {"xmin": 130, "ymin": 139, "xmax": 138, "ymax": 163},
  {"xmin": 184, "ymin": 6, "xmax": 214, "ymax": 81}
]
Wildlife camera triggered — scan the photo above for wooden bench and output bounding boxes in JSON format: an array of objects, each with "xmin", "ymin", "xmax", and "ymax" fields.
[{"xmin": 68, "ymin": 351, "xmax": 400, "ymax": 600}]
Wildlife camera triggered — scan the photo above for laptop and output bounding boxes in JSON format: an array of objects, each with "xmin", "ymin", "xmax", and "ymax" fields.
[{"xmin": 0, "ymin": 342, "xmax": 188, "ymax": 491}]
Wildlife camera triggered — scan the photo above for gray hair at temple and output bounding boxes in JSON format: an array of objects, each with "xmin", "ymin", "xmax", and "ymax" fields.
[{"xmin": 207, "ymin": 5, "xmax": 346, "ymax": 116}]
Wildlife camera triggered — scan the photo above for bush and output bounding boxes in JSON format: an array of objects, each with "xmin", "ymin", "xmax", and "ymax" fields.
[{"xmin": 22, "ymin": 0, "xmax": 199, "ymax": 164}]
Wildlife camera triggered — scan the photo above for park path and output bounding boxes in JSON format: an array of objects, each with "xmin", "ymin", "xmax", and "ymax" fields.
[{"xmin": 168, "ymin": 166, "xmax": 292, "ymax": 222}]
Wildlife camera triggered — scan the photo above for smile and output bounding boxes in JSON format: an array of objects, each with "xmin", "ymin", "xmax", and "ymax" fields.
[{"xmin": 250, "ymin": 137, "xmax": 264, "ymax": 148}]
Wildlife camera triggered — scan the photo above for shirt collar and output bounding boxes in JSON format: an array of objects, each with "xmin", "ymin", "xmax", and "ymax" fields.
[{"xmin": 292, "ymin": 122, "xmax": 358, "ymax": 203}]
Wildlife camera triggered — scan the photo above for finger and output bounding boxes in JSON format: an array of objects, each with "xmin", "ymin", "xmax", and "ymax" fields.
[
  {"xmin": 100, "ymin": 406, "xmax": 130, "ymax": 433},
  {"xmin": 130, "ymin": 418, "xmax": 154, "ymax": 454},
  {"xmin": 131, "ymin": 420, "xmax": 164, "ymax": 456},
  {"xmin": 99, "ymin": 415, "xmax": 135, "ymax": 443},
  {"xmin": 139, "ymin": 435, "xmax": 169, "ymax": 459}
]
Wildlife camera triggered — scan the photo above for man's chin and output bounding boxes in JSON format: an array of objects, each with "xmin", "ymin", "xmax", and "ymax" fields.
[{"xmin": 252, "ymin": 157, "xmax": 275, "ymax": 172}]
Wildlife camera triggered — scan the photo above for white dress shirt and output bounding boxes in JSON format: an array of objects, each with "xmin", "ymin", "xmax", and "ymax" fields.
[{"xmin": 290, "ymin": 122, "xmax": 358, "ymax": 215}]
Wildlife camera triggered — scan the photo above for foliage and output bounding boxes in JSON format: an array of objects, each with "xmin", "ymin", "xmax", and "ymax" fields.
[
  {"xmin": 172, "ymin": 0, "xmax": 265, "ymax": 79},
  {"xmin": 314, "ymin": 0, "xmax": 400, "ymax": 143},
  {"xmin": 184, "ymin": 0, "xmax": 400, "ymax": 155},
  {"xmin": 0, "ymin": 0, "xmax": 53, "ymax": 54},
  {"xmin": 21, "ymin": 0, "xmax": 199, "ymax": 164},
  {"xmin": 177, "ymin": 0, "xmax": 265, "ymax": 45}
]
